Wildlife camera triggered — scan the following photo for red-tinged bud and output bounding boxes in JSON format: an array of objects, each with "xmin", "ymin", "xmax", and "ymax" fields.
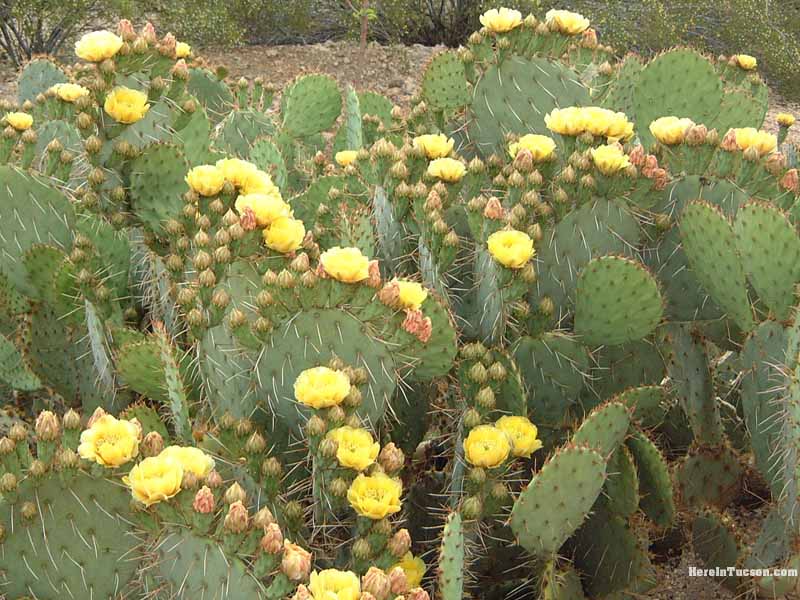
[
  {"xmin": 281, "ymin": 541, "xmax": 312, "ymax": 581},
  {"xmin": 260, "ymin": 522, "xmax": 284, "ymax": 553},
  {"xmin": 193, "ymin": 486, "xmax": 215, "ymax": 513}
]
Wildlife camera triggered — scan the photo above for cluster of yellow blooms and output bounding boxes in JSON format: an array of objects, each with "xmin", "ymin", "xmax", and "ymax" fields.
[
  {"xmin": 185, "ymin": 159, "xmax": 306, "ymax": 253},
  {"xmin": 545, "ymin": 106, "xmax": 634, "ymax": 142},
  {"xmin": 77, "ymin": 412, "xmax": 214, "ymax": 506},
  {"xmin": 478, "ymin": 7, "xmax": 589, "ymax": 36},
  {"xmin": 104, "ymin": 87, "xmax": 150, "ymax": 124},
  {"xmin": 49, "ymin": 82, "xmax": 90, "ymax": 103},
  {"xmin": 320, "ymin": 246, "xmax": 373, "ymax": 283},
  {"xmin": 463, "ymin": 416, "xmax": 542, "ymax": 468},
  {"xmin": 732, "ymin": 127, "xmax": 778, "ymax": 156},
  {"xmin": 296, "ymin": 560, "xmax": 427, "ymax": 600},
  {"xmin": 649, "ymin": 116, "xmax": 696, "ymax": 145}
]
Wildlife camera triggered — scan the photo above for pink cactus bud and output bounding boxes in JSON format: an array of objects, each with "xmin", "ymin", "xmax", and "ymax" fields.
[
  {"xmin": 362, "ymin": 567, "xmax": 391, "ymax": 599},
  {"xmin": 224, "ymin": 500, "xmax": 249, "ymax": 534},
  {"xmin": 192, "ymin": 486, "xmax": 215, "ymax": 514},
  {"xmin": 377, "ymin": 281, "xmax": 401, "ymax": 308},
  {"xmin": 281, "ymin": 541, "xmax": 312, "ymax": 581},
  {"xmin": 402, "ymin": 310, "xmax": 432, "ymax": 343},
  {"xmin": 781, "ymin": 168, "xmax": 799, "ymax": 192},
  {"xmin": 86, "ymin": 407, "xmax": 107, "ymax": 427},
  {"xmin": 366, "ymin": 260, "xmax": 382, "ymax": 288},
  {"xmin": 389, "ymin": 566, "xmax": 409, "ymax": 594},
  {"xmin": 406, "ymin": 588, "xmax": 431, "ymax": 600},
  {"xmin": 720, "ymin": 129, "xmax": 739, "ymax": 152},
  {"xmin": 628, "ymin": 144, "xmax": 645, "ymax": 166},
  {"xmin": 141, "ymin": 22, "xmax": 157, "ymax": 44},
  {"xmin": 483, "ymin": 197, "xmax": 504, "ymax": 220},
  {"xmin": 388, "ymin": 528, "xmax": 412, "ymax": 557},
  {"xmin": 117, "ymin": 19, "xmax": 136, "ymax": 41},
  {"xmin": 260, "ymin": 522, "xmax": 284, "ymax": 554}
]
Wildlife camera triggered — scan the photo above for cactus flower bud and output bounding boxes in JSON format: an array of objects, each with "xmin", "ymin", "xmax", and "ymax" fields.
[
  {"xmin": 35, "ymin": 411, "xmax": 60, "ymax": 441},
  {"xmin": 362, "ymin": 567, "xmax": 391, "ymax": 600},
  {"xmin": 224, "ymin": 500, "xmax": 249, "ymax": 534},
  {"xmin": 461, "ymin": 495, "xmax": 483, "ymax": 519},
  {"xmin": 389, "ymin": 566, "xmax": 409, "ymax": 594},
  {"xmin": 9, "ymin": 423, "xmax": 28, "ymax": 442},
  {"xmin": 292, "ymin": 584, "xmax": 312, "ymax": 600},
  {"xmin": 353, "ymin": 537, "xmax": 373, "ymax": 560},
  {"xmin": 281, "ymin": 541, "xmax": 312, "ymax": 581},
  {"xmin": 63, "ymin": 409, "xmax": 81, "ymax": 431},
  {"xmin": 407, "ymin": 588, "xmax": 430, "ymax": 600},
  {"xmin": 781, "ymin": 169, "xmax": 799, "ymax": 193},
  {"xmin": 141, "ymin": 431, "xmax": 164, "ymax": 457},
  {"xmin": 476, "ymin": 386, "xmax": 496, "ymax": 409},
  {"xmin": 0, "ymin": 472, "xmax": 17, "ymax": 493},
  {"xmin": 379, "ymin": 443, "xmax": 405, "ymax": 473},
  {"xmin": 483, "ymin": 197, "xmax": 504, "ymax": 220},
  {"xmin": 192, "ymin": 485, "xmax": 215, "ymax": 513},
  {"xmin": 245, "ymin": 431, "xmax": 267, "ymax": 454},
  {"xmin": 261, "ymin": 457, "xmax": 282, "ymax": 478},
  {"xmin": 0, "ymin": 437, "xmax": 14, "ymax": 455},
  {"xmin": 56, "ymin": 448, "xmax": 79, "ymax": 470},
  {"xmin": 205, "ymin": 470, "xmax": 223, "ymax": 488},
  {"xmin": 182, "ymin": 471, "xmax": 199, "ymax": 489},
  {"xmin": 224, "ymin": 482, "xmax": 247, "ymax": 505},
  {"xmin": 253, "ymin": 506, "xmax": 276, "ymax": 529},
  {"xmin": 468, "ymin": 362, "xmax": 488, "ymax": 384},
  {"xmin": 21, "ymin": 501, "xmax": 37, "ymax": 520},
  {"xmin": 260, "ymin": 522, "xmax": 284, "ymax": 553},
  {"xmin": 330, "ymin": 477, "xmax": 349, "ymax": 497},
  {"xmin": 463, "ymin": 408, "xmax": 482, "ymax": 429},
  {"xmin": 29, "ymin": 459, "xmax": 47, "ymax": 478},
  {"xmin": 388, "ymin": 528, "xmax": 412, "ymax": 557},
  {"xmin": 539, "ymin": 296, "xmax": 555, "ymax": 316},
  {"xmin": 211, "ymin": 288, "xmax": 231, "ymax": 310},
  {"xmin": 306, "ymin": 415, "xmax": 327, "ymax": 437}
]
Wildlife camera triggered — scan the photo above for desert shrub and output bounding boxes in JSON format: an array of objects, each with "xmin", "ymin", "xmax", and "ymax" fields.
[{"xmin": 0, "ymin": 0, "xmax": 132, "ymax": 65}]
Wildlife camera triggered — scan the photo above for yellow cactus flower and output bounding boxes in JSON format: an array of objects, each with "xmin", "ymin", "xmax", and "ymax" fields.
[
  {"xmin": 426, "ymin": 157, "xmax": 466, "ymax": 182},
  {"xmin": 294, "ymin": 366, "xmax": 351, "ymax": 409},
  {"xmin": 308, "ymin": 569, "xmax": 361, "ymax": 600},
  {"xmin": 508, "ymin": 134, "xmax": 556, "ymax": 161},
  {"xmin": 495, "ymin": 416, "xmax": 543, "ymax": 457},
  {"xmin": 241, "ymin": 168, "xmax": 280, "ymax": 195},
  {"xmin": 123, "ymin": 455, "xmax": 183, "ymax": 507},
  {"xmin": 479, "ymin": 7, "xmax": 523, "ymax": 33},
  {"xmin": 175, "ymin": 42, "xmax": 191, "ymax": 58},
  {"xmin": 649, "ymin": 116, "xmax": 696, "ymax": 145},
  {"xmin": 77, "ymin": 414, "xmax": 141, "ymax": 467},
  {"xmin": 591, "ymin": 143, "xmax": 631, "ymax": 175},
  {"xmin": 733, "ymin": 127, "xmax": 777, "ymax": 156},
  {"xmin": 393, "ymin": 279, "xmax": 428, "ymax": 310},
  {"xmin": 4, "ymin": 112, "xmax": 33, "ymax": 131},
  {"xmin": 264, "ymin": 217, "xmax": 306, "ymax": 253},
  {"xmin": 326, "ymin": 426, "xmax": 380, "ymax": 471},
  {"xmin": 185, "ymin": 165, "xmax": 225, "ymax": 196},
  {"xmin": 216, "ymin": 158, "xmax": 259, "ymax": 188},
  {"xmin": 545, "ymin": 9, "xmax": 590, "ymax": 35},
  {"xmin": 158, "ymin": 445, "xmax": 215, "ymax": 477},
  {"xmin": 347, "ymin": 473, "xmax": 403, "ymax": 519},
  {"xmin": 735, "ymin": 54, "xmax": 757, "ymax": 70},
  {"xmin": 487, "ymin": 229, "xmax": 535, "ymax": 269},
  {"xmin": 463, "ymin": 424, "xmax": 511, "ymax": 468},
  {"xmin": 104, "ymin": 87, "xmax": 149, "ymax": 124},
  {"xmin": 545, "ymin": 106, "xmax": 586, "ymax": 136},
  {"xmin": 75, "ymin": 30, "xmax": 123, "ymax": 62},
  {"xmin": 778, "ymin": 113, "xmax": 796, "ymax": 128},
  {"xmin": 235, "ymin": 192, "xmax": 290, "ymax": 227},
  {"xmin": 320, "ymin": 246, "xmax": 371, "ymax": 283},
  {"xmin": 51, "ymin": 83, "xmax": 90, "ymax": 103},
  {"xmin": 582, "ymin": 106, "xmax": 613, "ymax": 137},
  {"xmin": 605, "ymin": 112, "xmax": 635, "ymax": 142},
  {"xmin": 393, "ymin": 552, "xmax": 426, "ymax": 588},
  {"xmin": 413, "ymin": 133, "xmax": 455, "ymax": 159},
  {"xmin": 335, "ymin": 150, "xmax": 359, "ymax": 167}
]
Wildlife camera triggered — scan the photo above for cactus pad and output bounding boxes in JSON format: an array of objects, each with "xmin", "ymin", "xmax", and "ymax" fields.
[
  {"xmin": 734, "ymin": 201, "xmax": 800, "ymax": 320},
  {"xmin": 129, "ymin": 143, "xmax": 188, "ymax": 236},
  {"xmin": 690, "ymin": 510, "xmax": 740, "ymax": 589},
  {"xmin": 680, "ymin": 200, "xmax": 754, "ymax": 331},
  {"xmin": 574, "ymin": 256, "xmax": 663, "ymax": 346},
  {"xmin": 626, "ymin": 431, "xmax": 675, "ymax": 527},
  {"xmin": 613, "ymin": 386, "xmax": 667, "ymax": 429},
  {"xmin": 510, "ymin": 445, "xmax": 606, "ymax": 556},
  {"xmin": 18, "ymin": 58, "xmax": 68, "ymax": 103},
  {"xmin": 421, "ymin": 51, "xmax": 469, "ymax": 113},
  {"xmin": 676, "ymin": 444, "xmax": 742, "ymax": 509},
  {"xmin": 572, "ymin": 400, "xmax": 631, "ymax": 457},
  {"xmin": 438, "ymin": 511, "xmax": 465, "ymax": 600},
  {"xmin": 0, "ymin": 471, "xmax": 141, "ymax": 598},
  {"xmin": 469, "ymin": 56, "xmax": 589, "ymax": 155},
  {"xmin": 281, "ymin": 74, "xmax": 342, "ymax": 138}
]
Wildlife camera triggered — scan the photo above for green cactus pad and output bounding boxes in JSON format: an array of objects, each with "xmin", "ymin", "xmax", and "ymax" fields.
[
  {"xmin": 572, "ymin": 400, "xmax": 631, "ymax": 457},
  {"xmin": 734, "ymin": 201, "xmax": 800, "ymax": 320},
  {"xmin": 613, "ymin": 386, "xmax": 667, "ymax": 429},
  {"xmin": 571, "ymin": 501, "xmax": 653, "ymax": 597},
  {"xmin": 713, "ymin": 88, "xmax": 769, "ymax": 133},
  {"xmin": 18, "ymin": 58, "xmax": 68, "ymax": 103},
  {"xmin": 216, "ymin": 109, "xmax": 278, "ymax": 157},
  {"xmin": 601, "ymin": 54, "xmax": 643, "ymax": 117},
  {"xmin": 531, "ymin": 198, "xmax": 641, "ymax": 313},
  {"xmin": 250, "ymin": 138, "xmax": 288, "ymax": 192},
  {"xmin": 626, "ymin": 431, "xmax": 675, "ymax": 527},
  {"xmin": 469, "ymin": 56, "xmax": 590, "ymax": 156},
  {"xmin": 541, "ymin": 562, "xmax": 587, "ymax": 600},
  {"xmin": 0, "ymin": 471, "xmax": 141, "ymax": 598},
  {"xmin": 574, "ymin": 256, "xmax": 663, "ymax": 346},
  {"xmin": 690, "ymin": 510, "xmax": 740, "ymax": 589},
  {"xmin": 675, "ymin": 444, "xmax": 742, "ymax": 509},
  {"xmin": 129, "ymin": 143, "xmax": 188, "ymax": 236},
  {"xmin": 188, "ymin": 68, "xmax": 235, "ymax": 123},
  {"xmin": 254, "ymin": 308, "xmax": 396, "ymax": 436},
  {"xmin": 199, "ymin": 325, "xmax": 258, "ymax": 418},
  {"xmin": 281, "ymin": 74, "xmax": 342, "ymax": 138},
  {"xmin": 632, "ymin": 49, "xmax": 723, "ymax": 148},
  {"xmin": 659, "ymin": 322, "xmax": 724, "ymax": 445},
  {"xmin": 33, "ymin": 119, "xmax": 82, "ymax": 174},
  {"xmin": 438, "ymin": 511, "xmax": 465, "ymax": 600},
  {"xmin": 680, "ymin": 200, "xmax": 754, "ymax": 331},
  {"xmin": 510, "ymin": 445, "xmax": 606, "ymax": 556},
  {"xmin": 421, "ymin": 51, "xmax": 469, "ymax": 113},
  {"xmin": 745, "ymin": 506, "xmax": 792, "ymax": 573},
  {"xmin": 290, "ymin": 175, "xmax": 345, "ymax": 229},
  {"xmin": 513, "ymin": 332, "xmax": 589, "ymax": 428},
  {"xmin": 146, "ymin": 527, "xmax": 267, "ymax": 598},
  {"xmin": 584, "ymin": 340, "xmax": 666, "ymax": 402},
  {"xmin": 0, "ymin": 166, "xmax": 76, "ymax": 296},
  {"xmin": 0, "ymin": 331, "xmax": 40, "ymax": 391},
  {"xmin": 605, "ymin": 446, "xmax": 639, "ymax": 517},
  {"xmin": 740, "ymin": 320, "xmax": 787, "ymax": 497}
]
